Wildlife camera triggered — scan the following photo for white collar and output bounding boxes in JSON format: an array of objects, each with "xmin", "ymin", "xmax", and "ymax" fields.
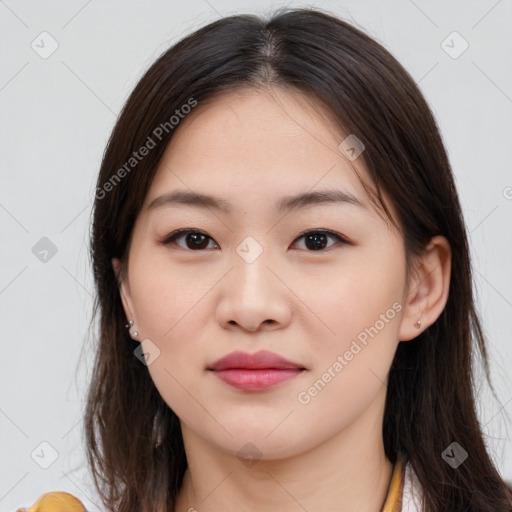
[{"xmin": 401, "ymin": 460, "xmax": 425, "ymax": 511}]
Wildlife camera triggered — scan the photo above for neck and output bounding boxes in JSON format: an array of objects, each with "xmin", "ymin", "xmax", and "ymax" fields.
[{"xmin": 173, "ymin": 385, "xmax": 394, "ymax": 512}]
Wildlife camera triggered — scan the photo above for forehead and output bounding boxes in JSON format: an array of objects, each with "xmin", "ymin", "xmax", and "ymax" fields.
[{"xmin": 143, "ymin": 87, "xmax": 376, "ymax": 216}]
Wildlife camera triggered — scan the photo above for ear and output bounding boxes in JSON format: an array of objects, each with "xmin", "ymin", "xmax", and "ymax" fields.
[
  {"xmin": 112, "ymin": 257, "xmax": 136, "ymax": 324},
  {"xmin": 398, "ymin": 235, "xmax": 452, "ymax": 342}
]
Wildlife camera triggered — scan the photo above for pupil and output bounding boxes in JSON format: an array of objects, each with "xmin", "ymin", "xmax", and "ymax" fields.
[
  {"xmin": 306, "ymin": 233, "xmax": 326, "ymax": 250},
  {"xmin": 188, "ymin": 233, "xmax": 208, "ymax": 249}
]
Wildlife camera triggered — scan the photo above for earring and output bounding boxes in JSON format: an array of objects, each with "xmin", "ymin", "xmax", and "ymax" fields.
[
  {"xmin": 125, "ymin": 319, "xmax": 138, "ymax": 339},
  {"xmin": 415, "ymin": 319, "xmax": 422, "ymax": 329}
]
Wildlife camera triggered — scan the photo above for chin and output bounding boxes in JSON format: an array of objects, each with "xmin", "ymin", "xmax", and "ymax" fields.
[{"xmin": 204, "ymin": 422, "xmax": 312, "ymax": 461}]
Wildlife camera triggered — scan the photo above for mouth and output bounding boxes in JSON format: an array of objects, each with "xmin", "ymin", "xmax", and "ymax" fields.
[{"xmin": 208, "ymin": 350, "xmax": 307, "ymax": 391}]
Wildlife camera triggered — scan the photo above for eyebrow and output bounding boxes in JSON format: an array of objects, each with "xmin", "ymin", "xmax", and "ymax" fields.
[{"xmin": 147, "ymin": 188, "xmax": 367, "ymax": 215}]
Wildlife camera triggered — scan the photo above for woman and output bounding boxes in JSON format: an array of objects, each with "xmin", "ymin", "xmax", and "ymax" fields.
[{"xmin": 67, "ymin": 6, "xmax": 511, "ymax": 512}]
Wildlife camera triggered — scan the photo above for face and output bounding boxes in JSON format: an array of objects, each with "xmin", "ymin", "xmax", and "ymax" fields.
[{"xmin": 114, "ymin": 86, "xmax": 411, "ymax": 460}]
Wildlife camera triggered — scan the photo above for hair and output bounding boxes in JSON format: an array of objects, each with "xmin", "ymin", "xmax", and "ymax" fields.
[{"xmin": 84, "ymin": 6, "xmax": 512, "ymax": 512}]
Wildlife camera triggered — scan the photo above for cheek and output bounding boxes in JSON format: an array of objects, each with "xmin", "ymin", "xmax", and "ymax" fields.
[
  {"xmin": 129, "ymin": 254, "xmax": 214, "ymax": 341},
  {"xmin": 298, "ymin": 247, "xmax": 406, "ymax": 355},
  {"xmin": 131, "ymin": 270, "xmax": 209, "ymax": 424},
  {"xmin": 291, "ymin": 262, "xmax": 405, "ymax": 446},
  {"xmin": 127, "ymin": 254, "xmax": 215, "ymax": 406}
]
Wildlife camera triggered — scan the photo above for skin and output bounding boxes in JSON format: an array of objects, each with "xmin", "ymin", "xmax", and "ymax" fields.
[{"xmin": 113, "ymin": 86, "xmax": 451, "ymax": 512}]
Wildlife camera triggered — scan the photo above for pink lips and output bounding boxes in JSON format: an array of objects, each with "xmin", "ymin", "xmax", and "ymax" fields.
[{"xmin": 208, "ymin": 350, "xmax": 306, "ymax": 391}]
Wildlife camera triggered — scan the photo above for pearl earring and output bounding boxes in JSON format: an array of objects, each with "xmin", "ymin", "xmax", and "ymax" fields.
[
  {"xmin": 415, "ymin": 319, "xmax": 422, "ymax": 329},
  {"xmin": 125, "ymin": 319, "xmax": 138, "ymax": 339}
]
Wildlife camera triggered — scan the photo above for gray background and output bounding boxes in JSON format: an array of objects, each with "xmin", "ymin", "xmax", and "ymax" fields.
[{"xmin": 1, "ymin": 0, "xmax": 511, "ymax": 510}]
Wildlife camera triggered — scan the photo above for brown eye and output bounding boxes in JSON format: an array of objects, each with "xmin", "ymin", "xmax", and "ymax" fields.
[{"xmin": 162, "ymin": 229, "xmax": 218, "ymax": 250}]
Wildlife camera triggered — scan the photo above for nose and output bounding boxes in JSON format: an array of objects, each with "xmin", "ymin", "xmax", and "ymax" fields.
[{"xmin": 215, "ymin": 248, "xmax": 292, "ymax": 333}]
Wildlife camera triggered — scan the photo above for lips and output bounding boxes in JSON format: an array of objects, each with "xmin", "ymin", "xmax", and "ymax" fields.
[
  {"xmin": 208, "ymin": 350, "xmax": 306, "ymax": 371},
  {"xmin": 208, "ymin": 350, "xmax": 306, "ymax": 392}
]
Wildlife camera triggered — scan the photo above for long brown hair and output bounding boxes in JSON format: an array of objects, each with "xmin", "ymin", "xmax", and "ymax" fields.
[{"xmin": 84, "ymin": 7, "xmax": 512, "ymax": 511}]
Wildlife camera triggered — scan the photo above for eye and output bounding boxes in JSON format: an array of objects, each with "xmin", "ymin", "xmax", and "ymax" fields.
[
  {"xmin": 292, "ymin": 229, "xmax": 349, "ymax": 251},
  {"xmin": 160, "ymin": 229, "xmax": 349, "ymax": 251},
  {"xmin": 161, "ymin": 229, "xmax": 218, "ymax": 250}
]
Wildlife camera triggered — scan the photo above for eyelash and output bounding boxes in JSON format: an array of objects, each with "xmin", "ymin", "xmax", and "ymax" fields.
[{"xmin": 160, "ymin": 228, "xmax": 350, "ymax": 252}]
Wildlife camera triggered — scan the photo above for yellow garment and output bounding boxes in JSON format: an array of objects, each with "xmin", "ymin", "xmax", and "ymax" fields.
[
  {"xmin": 381, "ymin": 454, "xmax": 406, "ymax": 512},
  {"xmin": 16, "ymin": 491, "xmax": 86, "ymax": 512}
]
